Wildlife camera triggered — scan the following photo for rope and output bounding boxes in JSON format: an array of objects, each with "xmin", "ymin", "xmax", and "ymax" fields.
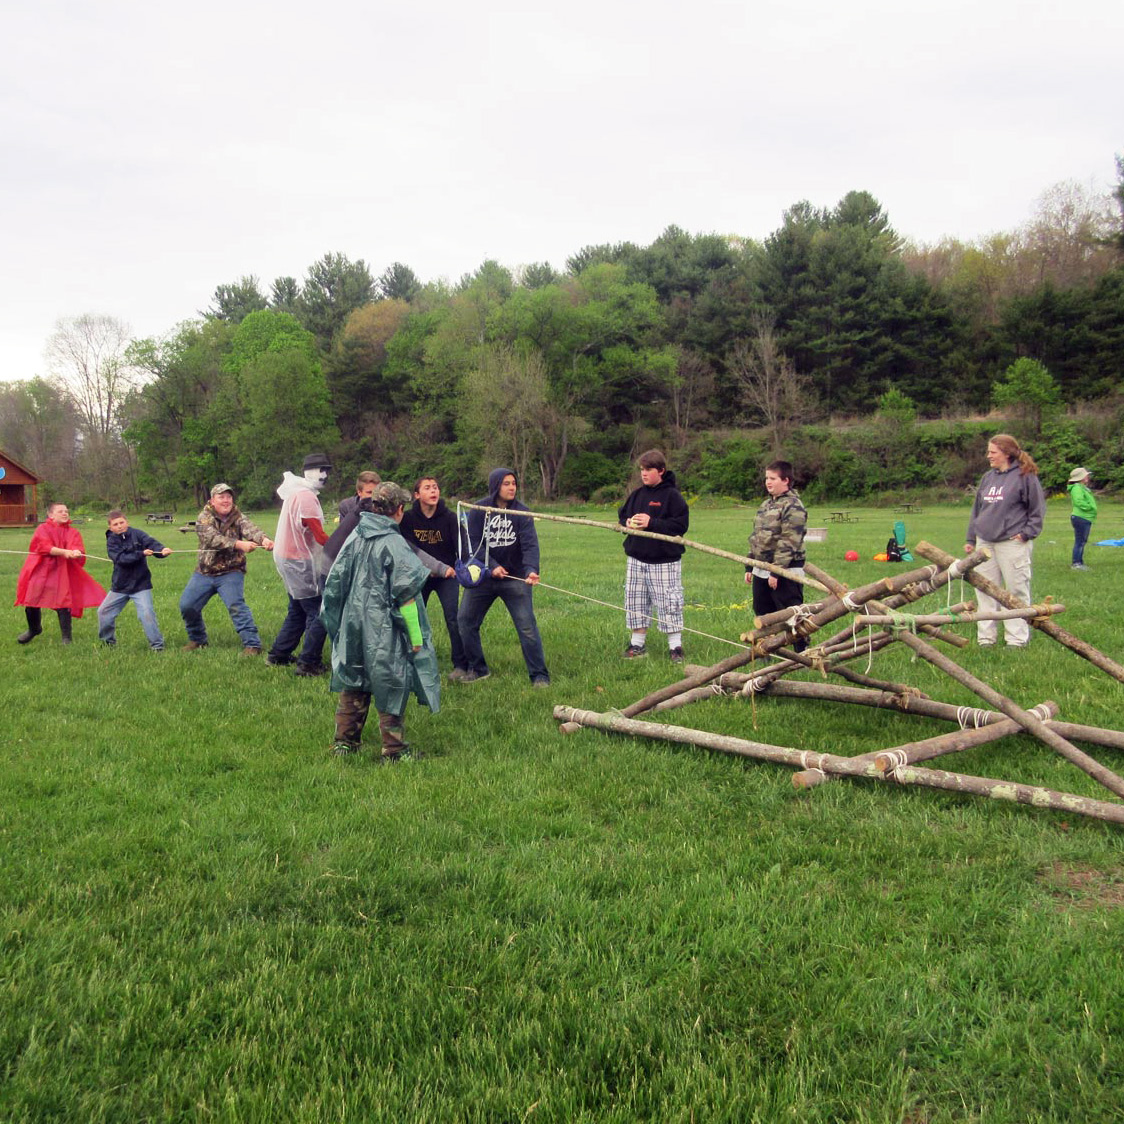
[
  {"xmin": 955, "ymin": 705, "xmax": 994, "ymax": 730},
  {"xmin": 884, "ymin": 609, "xmax": 918, "ymax": 635},
  {"xmin": 519, "ymin": 576, "xmax": 752, "ymax": 651},
  {"xmin": 785, "ymin": 603, "xmax": 815, "ymax": 639},
  {"xmin": 455, "ymin": 501, "xmax": 489, "ymax": 570},
  {"xmin": 740, "ymin": 676, "xmax": 771, "ymax": 695},
  {"xmin": 880, "ymin": 749, "xmax": 908, "ymax": 773}
]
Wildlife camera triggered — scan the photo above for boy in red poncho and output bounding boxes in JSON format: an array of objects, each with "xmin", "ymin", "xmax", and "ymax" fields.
[{"xmin": 14, "ymin": 501, "xmax": 107, "ymax": 645}]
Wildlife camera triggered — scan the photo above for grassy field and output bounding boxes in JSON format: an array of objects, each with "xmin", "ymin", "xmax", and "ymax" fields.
[{"xmin": 2, "ymin": 498, "xmax": 1123, "ymax": 1122}]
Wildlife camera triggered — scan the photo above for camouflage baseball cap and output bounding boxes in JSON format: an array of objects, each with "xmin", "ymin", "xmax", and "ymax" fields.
[{"xmin": 210, "ymin": 482, "xmax": 234, "ymax": 497}]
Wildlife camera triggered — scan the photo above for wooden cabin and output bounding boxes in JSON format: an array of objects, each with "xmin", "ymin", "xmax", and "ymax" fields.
[{"xmin": 0, "ymin": 450, "xmax": 41, "ymax": 527}]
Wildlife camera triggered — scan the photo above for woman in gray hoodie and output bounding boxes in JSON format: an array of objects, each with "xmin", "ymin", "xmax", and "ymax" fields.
[{"xmin": 964, "ymin": 433, "xmax": 1046, "ymax": 648}]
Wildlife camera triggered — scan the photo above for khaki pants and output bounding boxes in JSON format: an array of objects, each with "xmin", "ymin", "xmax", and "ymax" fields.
[{"xmin": 975, "ymin": 538, "xmax": 1033, "ymax": 646}]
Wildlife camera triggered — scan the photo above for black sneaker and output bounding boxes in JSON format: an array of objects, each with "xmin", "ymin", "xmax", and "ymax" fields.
[
  {"xmin": 669, "ymin": 647, "xmax": 685, "ymax": 663},
  {"xmin": 266, "ymin": 653, "xmax": 294, "ymax": 666},
  {"xmin": 331, "ymin": 742, "xmax": 359, "ymax": 756},
  {"xmin": 294, "ymin": 662, "xmax": 328, "ymax": 677},
  {"xmin": 382, "ymin": 749, "xmax": 424, "ymax": 764},
  {"xmin": 623, "ymin": 644, "xmax": 647, "ymax": 659}
]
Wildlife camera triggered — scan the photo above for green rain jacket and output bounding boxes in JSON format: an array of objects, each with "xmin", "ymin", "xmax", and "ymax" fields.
[
  {"xmin": 1068, "ymin": 481, "xmax": 1098, "ymax": 523},
  {"xmin": 320, "ymin": 512, "xmax": 441, "ymax": 716}
]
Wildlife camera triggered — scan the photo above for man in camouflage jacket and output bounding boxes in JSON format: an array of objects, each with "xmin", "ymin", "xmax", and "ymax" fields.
[{"xmin": 178, "ymin": 482, "xmax": 275, "ymax": 653}]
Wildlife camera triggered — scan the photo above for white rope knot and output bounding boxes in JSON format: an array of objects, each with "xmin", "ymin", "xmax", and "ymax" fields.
[
  {"xmin": 880, "ymin": 749, "xmax": 908, "ymax": 773},
  {"xmin": 741, "ymin": 676, "xmax": 769, "ymax": 695},
  {"xmin": 841, "ymin": 592, "xmax": 860, "ymax": 612},
  {"xmin": 786, "ymin": 603, "xmax": 815, "ymax": 637},
  {"xmin": 955, "ymin": 706, "xmax": 993, "ymax": 729},
  {"xmin": 1029, "ymin": 704, "xmax": 1052, "ymax": 723}
]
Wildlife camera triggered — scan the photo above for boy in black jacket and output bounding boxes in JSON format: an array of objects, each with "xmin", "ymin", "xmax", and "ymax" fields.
[
  {"xmin": 618, "ymin": 449, "xmax": 689, "ymax": 662},
  {"xmin": 399, "ymin": 476, "xmax": 469, "ymax": 681},
  {"xmin": 97, "ymin": 510, "xmax": 172, "ymax": 649}
]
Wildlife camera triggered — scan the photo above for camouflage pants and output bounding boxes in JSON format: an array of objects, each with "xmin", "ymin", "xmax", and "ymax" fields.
[{"xmin": 334, "ymin": 690, "xmax": 406, "ymax": 755}]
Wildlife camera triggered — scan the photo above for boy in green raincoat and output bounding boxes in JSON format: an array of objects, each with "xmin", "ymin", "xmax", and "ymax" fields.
[{"xmin": 320, "ymin": 482, "xmax": 441, "ymax": 761}]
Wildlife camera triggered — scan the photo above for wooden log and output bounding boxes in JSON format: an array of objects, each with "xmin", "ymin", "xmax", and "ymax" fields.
[
  {"xmin": 754, "ymin": 598, "xmax": 831, "ymax": 630},
  {"xmin": 550, "ymin": 706, "xmax": 1124, "ymax": 826},
  {"xmin": 552, "ymin": 705, "xmax": 881, "ymax": 777},
  {"xmin": 853, "ymin": 604, "xmax": 1065, "ymax": 628},
  {"xmin": 1050, "ymin": 721, "xmax": 1124, "ymax": 753},
  {"xmin": 738, "ymin": 678, "xmax": 1057, "ymax": 726},
  {"xmin": 883, "ymin": 614, "xmax": 1124, "ymax": 800},
  {"xmin": 626, "ymin": 553, "xmax": 977, "ymax": 720},
  {"xmin": 461, "ymin": 503, "xmax": 832, "ymax": 592},
  {"xmin": 619, "ymin": 649, "xmax": 757, "ymax": 719},
  {"xmin": 886, "ymin": 764, "xmax": 1124, "ymax": 826},
  {"xmin": 745, "ymin": 553, "xmax": 987, "ymax": 648},
  {"xmin": 914, "ymin": 540, "xmax": 1124, "ymax": 684},
  {"xmin": 873, "ymin": 715, "xmax": 1046, "ymax": 772},
  {"xmin": 771, "ymin": 645, "xmax": 923, "ymax": 695}
]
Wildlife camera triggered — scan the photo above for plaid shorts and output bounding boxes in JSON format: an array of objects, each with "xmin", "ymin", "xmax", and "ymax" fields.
[{"xmin": 624, "ymin": 557, "xmax": 684, "ymax": 633}]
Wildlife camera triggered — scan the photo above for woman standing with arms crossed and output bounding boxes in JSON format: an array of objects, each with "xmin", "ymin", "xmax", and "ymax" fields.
[{"xmin": 965, "ymin": 433, "xmax": 1046, "ymax": 648}]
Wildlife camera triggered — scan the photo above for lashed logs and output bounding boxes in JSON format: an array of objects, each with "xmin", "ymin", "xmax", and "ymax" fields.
[
  {"xmin": 552, "ymin": 705, "xmax": 880, "ymax": 776},
  {"xmin": 885, "ymin": 764, "xmax": 1124, "ymax": 826},
  {"xmin": 914, "ymin": 541, "xmax": 1124, "ymax": 684},
  {"xmin": 881, "ymin": 619, "xmax": 1124, "ymax": 800},
  {"xmin": 679, "ymin": 674, "xmax": 1124, "ymax": 756},
  {"xmin": 551, "ymin": 706, "xmax": 1124, "ymax": 826},
  {"xmin": 853, "ymin": 604, "xmax": 1065, "ymax": 628},
  {"xmin": 789, "ymin": 698, "xmax": 1057, "ymax": 788}
]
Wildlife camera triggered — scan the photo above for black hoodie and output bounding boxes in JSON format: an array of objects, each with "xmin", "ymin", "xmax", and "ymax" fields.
[
  {"xmin": 400, "ymin": 497, "xmax": 458, "ymax": 567},
  {"xmin": 618, "ymin": 468, "xmax": 689, "ymax": 564}
]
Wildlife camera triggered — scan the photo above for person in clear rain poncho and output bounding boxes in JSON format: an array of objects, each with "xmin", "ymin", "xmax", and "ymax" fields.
[{"xmin": 267, "ymin": 452, "xmax": 333, "ymax": 676}]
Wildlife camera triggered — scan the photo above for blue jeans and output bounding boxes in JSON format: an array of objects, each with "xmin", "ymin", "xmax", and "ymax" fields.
[
  {"xmin": 422, "ymin": 574, "xmax": 467, "ymax": 671},
  {"xmin": 457, "ymin": 578, "xmax": 549, "ymax": 682},
  {"xmin": 97, "ymin": 588, "xmax": 164, "ymax": 649},
  {"xmin": 179, "ymin": 570, "xmax": 261, "ymax": 648},
  {"xmin": 269, "ymin": 593, "xmax": 327, "ymax": 667},
  {"xmin": 1071, "ymin": 515, "xmax": 1092, "ymax": 565}
]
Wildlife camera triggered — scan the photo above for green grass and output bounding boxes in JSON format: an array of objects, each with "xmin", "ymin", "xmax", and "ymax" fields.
[{"xmin": 2, "ymin": 500, "xmax": 1123, "ymax": 1122}]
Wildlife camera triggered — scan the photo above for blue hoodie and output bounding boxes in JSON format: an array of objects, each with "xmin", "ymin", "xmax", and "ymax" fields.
[{"xmin": 464, "ymin": 467, "xmax": 541, "ymax": 578}]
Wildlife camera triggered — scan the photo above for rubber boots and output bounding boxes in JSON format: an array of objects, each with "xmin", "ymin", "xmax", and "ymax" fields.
[
  {"xmin": 17, "ymin": 607, "xmax": 42, "ymax": 644},
  {"xmin": 58, "ymin": 609, "xmax": 73, "ymax": 645}
]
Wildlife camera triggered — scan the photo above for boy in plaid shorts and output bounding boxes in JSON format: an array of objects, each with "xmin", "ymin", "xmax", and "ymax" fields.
[{"xmin": 617, "ymin": 449, "xmax": 690, "ymax": 662}]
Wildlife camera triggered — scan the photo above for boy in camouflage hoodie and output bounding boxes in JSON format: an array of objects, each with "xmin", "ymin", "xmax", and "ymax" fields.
[{"xmin": 746, "ymin": 460, "xmax": 807, "ymax": 651}]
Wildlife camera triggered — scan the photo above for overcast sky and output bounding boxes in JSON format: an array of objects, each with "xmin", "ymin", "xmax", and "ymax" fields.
[{"xmin": 2, "ymin": 0, "xmax": 1119, "ymax": 383}]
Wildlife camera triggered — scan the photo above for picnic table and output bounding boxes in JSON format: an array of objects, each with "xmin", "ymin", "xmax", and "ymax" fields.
[
  {"xmin": 178, "ymin": 521, "xmax": 198, "ymax": 534},
  {"xmin": 145, "ymin": 512, "xmax": 176, "ymax": 524},
  {"xmin": 895, "ymin": 502, "xmax": 923, "ymax": 515},
  {"xmin": 829, "ymin": 510, "xmax": 857, "ymax": 524}
]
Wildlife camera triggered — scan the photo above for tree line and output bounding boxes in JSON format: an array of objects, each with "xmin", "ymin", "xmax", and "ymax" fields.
[{"xmin": 3, "ymin": 162, "xmax": 1123, "ymax": 509}]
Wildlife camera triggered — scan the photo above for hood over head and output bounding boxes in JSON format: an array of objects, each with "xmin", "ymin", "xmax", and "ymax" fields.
[{"xmin": 488, "ymin": 466, "xmax": 516, "ymax": 502}]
